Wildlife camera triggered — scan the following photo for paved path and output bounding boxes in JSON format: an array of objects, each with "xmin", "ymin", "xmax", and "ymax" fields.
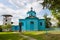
[{"xmin": 20, "ymin": 33, "xmax": 36, "ymax": 40}]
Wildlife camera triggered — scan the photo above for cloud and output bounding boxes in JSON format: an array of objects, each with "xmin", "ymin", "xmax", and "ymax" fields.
[
  {"xmin": 0, "ymin": 0, "xmax": 50, "ymax": 25},
  {"xmin": 8, "ymin": 0, "xmax": 44, "ymax": 9},
  {"xmin": 0, "ymin": 3, "xmax": 27, "ymax": 25}
]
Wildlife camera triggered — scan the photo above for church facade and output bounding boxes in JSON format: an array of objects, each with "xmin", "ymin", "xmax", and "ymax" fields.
[{"xmin": 19, "ymin": 8, "xmax": 46, "ymax": 32}]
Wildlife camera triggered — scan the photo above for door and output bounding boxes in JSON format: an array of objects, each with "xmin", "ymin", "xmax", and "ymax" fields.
[
  {"xmin": 30, "ymin": 21, "xmax": 34, "ymax": 31},
  {"xmin": 19, "ymin": 22, "xmax": 23, "ymax": 32}
]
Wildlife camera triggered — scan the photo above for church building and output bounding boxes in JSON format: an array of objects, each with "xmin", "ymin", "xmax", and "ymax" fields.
[{"xmin": 19, "ymin": 7, "xmax": 46, "ymax": 32}]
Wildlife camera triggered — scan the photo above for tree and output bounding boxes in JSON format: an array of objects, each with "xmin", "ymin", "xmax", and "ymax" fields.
[
  {"xmin": 53, "ymin": 12, "xmax": 60, "ymax": 27},
  {"xmin": 44, "ymin": 14, "xmax": 51, "ymax": 28},
  {"xmin": 42, "ymin": 0, "xmax": 60, "ymax": 12},
  {"xmin": 42, "ymin": 0, "xmax": 60, "ymax": 27},
  {"xmin": 2, "ymin": 24, "xmax": 12, "ymax": 31},
  {"xmin": 0, "ymin": 25, "xmax": 2, "ymax": 32}
]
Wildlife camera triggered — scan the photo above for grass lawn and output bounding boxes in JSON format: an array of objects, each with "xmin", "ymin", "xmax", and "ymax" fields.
[
  {"xmin": 0, "ymin": 32, "xmax": 28, "ymax": 40},
  {"xmin": 0, "ymin": 31, "xmax": 60, "ymax": 40},
  {"xmin": 22, "ymin": 31, "xmax": 60, "ymax": 40}
]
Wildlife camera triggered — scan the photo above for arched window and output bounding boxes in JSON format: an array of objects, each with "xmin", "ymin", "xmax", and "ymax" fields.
[
  {"xmin": 5, "ymin": 20, "xmax": 7, "ymax": 22},
  {"xmin": 40, "ymin": 22, "xmax": 42, "ymax": 26},
  {"xmin": 30, "ymin": 21, "xmax": 34, "ymax": 24}
]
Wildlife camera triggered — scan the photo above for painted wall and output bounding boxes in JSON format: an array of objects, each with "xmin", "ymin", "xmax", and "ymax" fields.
[
  {"xmin": 38, "ymin": 19, "xmax": 46, "ymax": 30},
  {"xmin": 19, "ymin": 18, "xmax": 46, "ymax": 31},
  {"xmin": 25, "ymin": 18, "xmax": 39, "ymax": 31},
  {"xmin": 11, "ymin": 25, "xmax": 19, "ymax": 31}
]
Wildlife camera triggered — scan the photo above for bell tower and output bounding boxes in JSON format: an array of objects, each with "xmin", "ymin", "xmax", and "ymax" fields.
[{"xmin": 2, "ymin": 14, "xmax": 13, "ymax": 25}]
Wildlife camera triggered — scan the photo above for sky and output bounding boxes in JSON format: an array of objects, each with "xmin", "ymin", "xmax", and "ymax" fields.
[{"xmin": 0, "ymin": 0, "xmax": 51, "ymax": 25}]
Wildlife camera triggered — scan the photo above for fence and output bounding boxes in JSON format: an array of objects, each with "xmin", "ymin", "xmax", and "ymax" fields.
[{"xmin": 45, "ymin": 28, "xmax": 60, "ymax": 31}]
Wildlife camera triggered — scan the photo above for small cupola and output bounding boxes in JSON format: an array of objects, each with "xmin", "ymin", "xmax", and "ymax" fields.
[{"xmin": 27, "ymin": 7, "xmax": 36, "ymax": 17}]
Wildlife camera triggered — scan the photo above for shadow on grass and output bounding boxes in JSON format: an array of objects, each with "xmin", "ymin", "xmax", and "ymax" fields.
[
  {"xmin": 0, "ymin": 33, "xmax": 28, "ymax": 40},
  {"xmin": 22, "ymin": 33, "xmax": 60, "ymax": 40}
]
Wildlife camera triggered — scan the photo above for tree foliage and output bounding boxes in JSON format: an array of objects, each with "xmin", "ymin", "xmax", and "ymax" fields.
[
  {"xmin": 44, "ymin": 14, "xmax": 51, "ymax": 28},
  {"xmin": 1, "ymin": 24, "xmax": 12, "ymax": 31},
  {"xmin": 0, "ymin": 25, "xmax": 2, "ymax": 32},
  {"xmin": 42, "ymin": 0, "xmax": 60, "ymax": 12},
  {"xmin": 42, "ymin": 0, "xmax": 60, "ymax": 27}
]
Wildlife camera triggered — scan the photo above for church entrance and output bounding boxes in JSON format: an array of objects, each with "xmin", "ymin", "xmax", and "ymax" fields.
[
  {"xmin": 30, "ymin": 21, "xmax": 34, "ymax": 31},
  {"xmin": 19, "ymin": 22, "xmax": 23, "ymax": 32}
]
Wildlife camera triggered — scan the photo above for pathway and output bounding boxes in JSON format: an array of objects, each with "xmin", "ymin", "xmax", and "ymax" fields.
[{"xmin": 19, "ymin": 33, "xmax": 37, "ymax": 40}]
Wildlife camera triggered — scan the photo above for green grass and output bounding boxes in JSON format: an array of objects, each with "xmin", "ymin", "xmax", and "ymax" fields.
[
  {"xmin": 22, "ymin": 31, "xmax": 60, "ymax": 40},
  {"xmin": 0, "ymin": 31, "xmax": 60, "ymax": 40},
  {"xmin": 0, "ymin": 32, "xmax": 28, "ymax": 40}
]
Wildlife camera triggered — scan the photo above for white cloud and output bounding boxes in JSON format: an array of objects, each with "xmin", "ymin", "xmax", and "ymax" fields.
[
  {"xmin": 0, "ymin": 0, "xmax": 45, "ymax": 25},
  {"xmin": 8, "ymin": 0, "xmax": 44, "ymax": 9}
]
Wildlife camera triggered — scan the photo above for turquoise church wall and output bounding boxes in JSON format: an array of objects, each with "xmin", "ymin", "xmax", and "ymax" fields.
[
  {"xmin": 11, "ymin": 25, "xmax": 19, "ymax": 31},
  {"xmin": 38, "ymin": 19, "xmax": 46, "ymax": 30},
  {"xmin": 19, "ymin": 19, "xmax": 26, "ymax": 31},
  {"xmin": 19, "ymin": 19, "xmax": 46, "ymax": 31},
  {"xmin": 25, "ymin": 18, "xmax": 39, "ymax": 31}
]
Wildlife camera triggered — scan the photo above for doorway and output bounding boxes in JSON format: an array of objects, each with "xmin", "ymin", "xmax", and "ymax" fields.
[
  {"xmin": 19, "ymin": 22, "xmax": 23, "ymax": 32},
  {"xmin": 30, "ymin": 21, "xmax": 34, "ymax": 31}
]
